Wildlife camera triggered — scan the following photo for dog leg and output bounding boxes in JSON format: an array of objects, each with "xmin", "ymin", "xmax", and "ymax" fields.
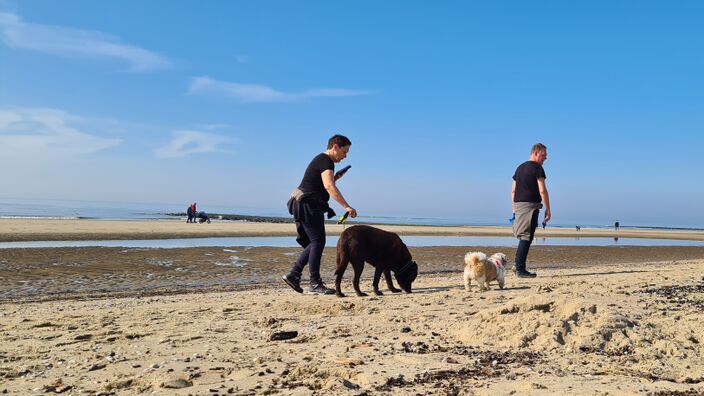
[
  {"xmin": 351, "ymin": 259, "xmax": 368, "ymax": 297},
  {"xmin": 498, "ymin": 274, "xmax": 505, "ymax": 290},
  {"xmin": 478, "ymin": 276, "xmax": 487, "ymax": 292},
  {"xmin": 335, "ymin": 250, "xmax": 350, "ymax": 298},
  {"xmin": 372, "ymin": 267, "xmax": 383, "ymax": 296},
  {"xmin": 384, "ymin": 270, "xmax": 402, "ymax": 293},
  {"xmin": 464, "ymin": 272, "xmax": 471, "ymax": 291}
]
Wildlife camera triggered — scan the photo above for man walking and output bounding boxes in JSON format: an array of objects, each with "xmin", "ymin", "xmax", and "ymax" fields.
[
  {"xmin": 282, "ymin": 134, "xmax": 357, "ymax": 294},
  {"xmin": 511, "ymin": 143, "xmax": 551, "ymax": 278}
]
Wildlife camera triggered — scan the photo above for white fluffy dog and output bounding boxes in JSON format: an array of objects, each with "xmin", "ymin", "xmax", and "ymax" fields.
[{"xmin": 463, "ymin": 252, "xmax": 508, "ymax": 291}]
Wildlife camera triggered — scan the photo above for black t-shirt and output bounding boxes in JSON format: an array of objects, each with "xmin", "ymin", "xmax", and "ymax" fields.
[
  {"xmin": 298, "ymin": 153, "xmax": 334, "ymax": 202},
  {"xmin": 512, "ymin": 160, "xmax": 546, "ymax": 203}
]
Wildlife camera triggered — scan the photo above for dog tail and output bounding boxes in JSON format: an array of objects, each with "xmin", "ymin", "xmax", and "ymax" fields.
[
  {"xmin": 464, "ymin": 251, "xmax": 486, "ymax": 267},
  {"xmin": 335, "ymin": 238, "xmax": 348, "ymax": 276}
]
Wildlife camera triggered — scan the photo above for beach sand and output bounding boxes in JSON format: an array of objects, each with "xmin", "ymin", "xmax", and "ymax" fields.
[
  {"xmin": 1, "ymin": 219, "xmax": 703, "ymax": 395},
  {"xmin": 1, "ymin": 262, "xmax": 702, "ymax": 395}
]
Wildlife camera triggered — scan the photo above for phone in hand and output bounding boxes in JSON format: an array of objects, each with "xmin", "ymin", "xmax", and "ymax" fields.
[{"xmin": 335, "ymin": 165, "xmax": 351, "ymax": 179}]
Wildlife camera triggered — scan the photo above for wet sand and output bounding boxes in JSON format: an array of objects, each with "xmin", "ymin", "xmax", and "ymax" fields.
[{"xmin": 2, "ymin": 245, "xmax": 704, "ymax": 303}]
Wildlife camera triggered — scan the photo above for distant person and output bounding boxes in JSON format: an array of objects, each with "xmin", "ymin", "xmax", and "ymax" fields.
[
  {"xmin": 197, "ymin": 211, "xmax": 211, "ymax": 224},
  {"xmin": 576, "ymin": 225, "xmax": 581, "ymax": 231},
  {"xmin": 186, "ymin": 202, "xmax": 198, "ymax": 224},
  {"xmin": 615, "ymin": 221, "xmax": 620, "ymax": 231},
  {"xmin": 511, "ymin": 143, "xmax": 551, "ymax": 278},
  {"xmin": 186, "ymin": 204, "xmax": 194, "ymax": 223},
  {"xmin": 282, "ymin": 134, "xmax": 357, "ymax": 295}
]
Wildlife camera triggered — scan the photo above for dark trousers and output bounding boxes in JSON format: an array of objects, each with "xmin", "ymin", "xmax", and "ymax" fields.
[
  {"xmin": 515, "ymin": 207, "xmax": 540, "ymax": 270},
  {"xmin": 291, "ymin": 213, "xmax": 326, "ymax": 284}
]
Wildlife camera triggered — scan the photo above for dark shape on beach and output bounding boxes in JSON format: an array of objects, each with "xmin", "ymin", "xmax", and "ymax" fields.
[
  {"xmin": 168, "ymin": 212, "xmax": 296, "ymax": 223},
  {"xmin": 335, "ymin": 225, "xmax": 418, "ymax": 297},
  {"xmin": 196, "ymin": 211, "xmax": 211, "ymax": 224},
  {"xmin": 269, "ymin": 330, "xmax": 298, "ymax": 341}
]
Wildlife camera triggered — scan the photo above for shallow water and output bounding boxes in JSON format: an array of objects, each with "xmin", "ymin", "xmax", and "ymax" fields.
[
  {"xmin": 3, "ymin": 245, "xmax": 704, "ymax": 301},
  {"xmin": 0, "ymin": 236, "xmax": 702, "ymax": 249}
]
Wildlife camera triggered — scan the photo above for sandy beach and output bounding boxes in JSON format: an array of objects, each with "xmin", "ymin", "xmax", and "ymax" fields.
[
  {"xmin": 1, "ymin": 219, "xmax": 703, "ymax": 395},
  {"xmin": 1, "ymin": 218, "xmax": 703, "ymax": 242}
]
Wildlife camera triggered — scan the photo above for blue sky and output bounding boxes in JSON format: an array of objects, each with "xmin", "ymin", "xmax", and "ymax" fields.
[{"xmin": 0, "ymin": 1, "xmax": 702, "ymax": 227}]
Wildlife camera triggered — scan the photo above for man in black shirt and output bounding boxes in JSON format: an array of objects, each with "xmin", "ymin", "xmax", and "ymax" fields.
[
  {"xmin": 282, "ymin": 134, "xmax": 357, "ymax": 294},
  {"xmin": 511, "ymin": 143, "xmax": 551, "ymax": 278}
]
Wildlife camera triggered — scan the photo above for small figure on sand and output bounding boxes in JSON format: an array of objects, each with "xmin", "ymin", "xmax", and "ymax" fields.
[
  {"xmin": 186, "ymin": 204, "xmax": 193, "ymax": 223},
  {"xmin": 576, "ymin": 225, "xmax": 581, "ymax": 231},
  {"xmin": 614, "ymin": 221, "xmax": 620, "ymax": 231},
  {"xmin": 186, "ymin": 202, "xmax": 197, "ymax": 223}
]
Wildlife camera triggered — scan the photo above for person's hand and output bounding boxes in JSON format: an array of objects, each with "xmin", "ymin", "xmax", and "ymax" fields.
[
  {"xmin": 346, "ymin": 207, "xmax": 358, "ymax": 218},
  {"xmin": 544, "ymin": 208, "xmax": 551, "ymax": 223}
]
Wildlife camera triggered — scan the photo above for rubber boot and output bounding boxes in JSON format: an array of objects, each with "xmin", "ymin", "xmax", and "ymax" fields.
[{"xmin": 515, "ymin": 240, "xmax": 536, "ymax": 278}]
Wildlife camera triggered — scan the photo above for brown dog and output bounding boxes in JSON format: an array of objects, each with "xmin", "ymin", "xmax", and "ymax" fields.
[{"xmin": 335, "ymin": 225, "xmax": 418, "ymax": 297}]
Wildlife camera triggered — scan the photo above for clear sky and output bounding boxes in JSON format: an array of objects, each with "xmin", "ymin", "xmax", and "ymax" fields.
[{"xmin": 1, "ymin": 1, "xmax": 702, "ymax": 227}]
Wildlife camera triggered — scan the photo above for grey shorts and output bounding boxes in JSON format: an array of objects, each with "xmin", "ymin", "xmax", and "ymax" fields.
[{"xmin": 513, "ymin": 202, "xmax": 542, "ymax": 242}]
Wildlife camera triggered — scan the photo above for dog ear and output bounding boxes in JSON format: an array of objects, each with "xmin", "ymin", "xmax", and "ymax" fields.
[
  {"xmin": 409, "ymin": 262, "xmax": 418, "ymax": 283},
  {"xmin": 395, "ymin": 261, "xmax": 418, "ymax": 292}
]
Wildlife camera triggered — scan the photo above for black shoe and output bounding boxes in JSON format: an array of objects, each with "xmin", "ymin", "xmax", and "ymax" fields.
[
  {"xmin": 307, "ymin": 282, "xmax": 335, "ymax": 295},
  {"xmin": 282, "ymin": 273, "xmax": 303, "ymax": 293},
  {"xmin": 515, "ymin": 270, "xmax": 537, "ymax": 278}
]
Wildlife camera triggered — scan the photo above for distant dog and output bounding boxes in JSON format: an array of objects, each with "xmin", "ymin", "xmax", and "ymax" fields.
[
  {"xmin": 335, "ymin": 225, "xmax": 418, "ymax": 297},
  {"xmin": 463, "ymin": 252, "xmax": 508, "ymax": 291}
]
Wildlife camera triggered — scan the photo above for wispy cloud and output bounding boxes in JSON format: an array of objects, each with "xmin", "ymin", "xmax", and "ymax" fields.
[
  {"xmin": 188, "ymin": 76, "xmax": 377, "ymax": 103},
  {"xmin": 0, "ymin": 12, "xmax": 170, "ymax": 72},
  {"xmin": 196, "ymin": 123, "xmax": 229, "ymax": 131},
  {"xmin": 0, "ymin": 107, "xmax": 122, "ymax": 154},
  {"xmin": 155, "ymin": 130, "xmax": 236, "ymax": 158}
]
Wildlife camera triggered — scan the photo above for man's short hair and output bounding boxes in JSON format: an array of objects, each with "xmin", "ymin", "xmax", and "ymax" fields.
[
  {"xmin": 328, "ymin": 134, "xmax": 352, "ymax": 149},
  {"xmin": 531, "ymin": 143, "xmax": 547, "ymax": 153}
]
